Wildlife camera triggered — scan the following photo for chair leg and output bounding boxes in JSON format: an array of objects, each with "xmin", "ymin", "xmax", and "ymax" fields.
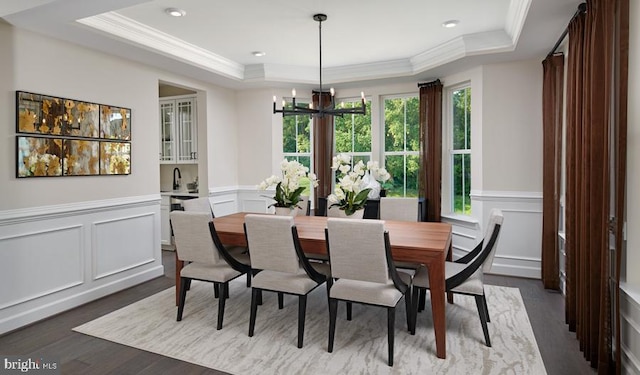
[
  {"xmin": 483, "ymin": 293, "xmax": 491, "ymax": 322},
  {"xmin": 387, "ymin": 307, "xmax": 395, "ymax": 367},
  {"xmin": 328, "ymin": 298, "xmax": 338, "ymax": 353},
  {"xmin": 346, "ymin": 302, "xmax": 352, "ymax": 321},
  {"xmin": 278, "ymin": 292, "xmax": 284, "ymax": 309},
  {"xmin": 475, "ymin": 295, "xmax": 491, "ymax": 347},
  {"xmin": 257, "ymin": 289, "xmax": 263, "ymax": 305},
  {"xmin": 411, "ymin": 286, "xmax": 420, "ymax": 335},
  {"xmin": 418, "ymin": 288, "xmax": 426, "ymax": 312},
  {"xmin": 246, "ymin": 272, "xmax": 252, "ymax": 287},
  {"xmin": 249, "ymin": 288, "xmax": 260, "ymax": 337},
  {"xmin": 177, "ymin": 277, "xmax": 189, "ymax": 321},
  {"xmin": 214, "ymin": 283, "xmax": 219, "ymax": 298},
  {"xmin": 217, "ymin": 282, "xmax": 227, "ymax": 330},
  {"xmin": 185, "ymin": 278, "xmax": 191, "ymax": 291},
  {"xmin": 297, "ymin": 295, "xmax": 307, "ymax": 348},
  {"xmin": 404, "ymin": 290, "xmax": 413, "ymax": 334}
]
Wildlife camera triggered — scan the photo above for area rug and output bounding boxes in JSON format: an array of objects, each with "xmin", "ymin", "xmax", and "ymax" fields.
[{"xmin": 73, "ymin": 279, "xmax": 546, "ymax": 374}]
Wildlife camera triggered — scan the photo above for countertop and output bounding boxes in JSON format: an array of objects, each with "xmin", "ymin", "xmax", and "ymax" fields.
[{"xmin": 160, "ymin": 191, "xmax": 199, "ymax": 198}]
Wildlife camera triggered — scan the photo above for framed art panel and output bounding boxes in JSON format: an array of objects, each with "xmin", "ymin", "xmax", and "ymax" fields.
[
  {"xmin": 63, "ymin": 139, "xmax": 100, "ymax": 176},
  {"xmin": 100, "ymin": 141, "xmax": 131, "ymax": 175},
  {"xmin": 100, "ymin": 105, "xmax": 131, "ymax": 140},
  {"xmin": 16, "ymin": 136, "xmax": 63, "ymax": 177},
  {"xmin": 63, "ymin": 100, "xmax": 99, "ymax": 138}
]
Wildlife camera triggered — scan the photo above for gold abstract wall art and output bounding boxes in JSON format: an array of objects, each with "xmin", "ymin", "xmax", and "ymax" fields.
[{"xmin": 16, "ymin": 91, "xmax": 132, "ymax": 177}]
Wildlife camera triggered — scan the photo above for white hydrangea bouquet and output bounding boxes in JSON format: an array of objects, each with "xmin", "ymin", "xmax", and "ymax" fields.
[
  {"xmin": 327, "ymin": 154, "xmax": 390, "ymax": 215},
  {"xmin": 257, "ymin": 159, "xmax": 318, "ymax": 209}
]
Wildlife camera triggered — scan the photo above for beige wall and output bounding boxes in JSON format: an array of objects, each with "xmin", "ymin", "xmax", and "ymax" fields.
[
  {"xmin": 481, "ymin": 59, "xmax": 543, "ymax": 193},
  {"xmin": 0, "ymin": 22, "xmax": 159, "ymax": 210}
]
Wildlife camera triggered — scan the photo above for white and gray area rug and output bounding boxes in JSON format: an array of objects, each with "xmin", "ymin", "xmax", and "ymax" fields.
[{"xmin": 74, "ymin": 279, "xmax": 546, "ymax": 374}]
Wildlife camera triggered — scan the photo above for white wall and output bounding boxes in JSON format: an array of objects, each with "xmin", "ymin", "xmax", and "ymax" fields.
[{"xmin": 0, "ymin": 22, "xmax": 240, "ymax": 334}]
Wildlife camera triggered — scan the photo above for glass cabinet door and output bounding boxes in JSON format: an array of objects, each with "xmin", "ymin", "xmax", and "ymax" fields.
[
  {"xmin": 159, "ymin": 100, "xmax": 175, "ymax": 162},
  {"xmin": 176, "ymin": 98, "xmax": 197, "ymax": 162}
]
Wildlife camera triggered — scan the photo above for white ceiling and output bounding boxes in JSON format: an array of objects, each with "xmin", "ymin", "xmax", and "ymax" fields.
[{"xmin": 1, "ymin": 0, "xmax": 582, "ymax": 90}]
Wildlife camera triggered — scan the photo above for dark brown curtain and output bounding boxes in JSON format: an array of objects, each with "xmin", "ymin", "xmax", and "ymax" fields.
[
  {"xmin": 541, "ymin": 54, "xmax": 564, "ymax": 290},
  {"xmin": 564, "ymin": 0, "xmax": 627, "ymax": 372},
  {"xmin": 312, "ymin": 91, "xmax": 334, "ymax": 215},
  {"xmin": 418, "ymin": 80, "xmax": 443, "ymax": 222}
]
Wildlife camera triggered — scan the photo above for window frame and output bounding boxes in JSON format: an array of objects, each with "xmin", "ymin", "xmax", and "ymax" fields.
[
  {"xmin": 443, "ymin": 82, "xmax": 472, "ymax": 216},
  {"xmin": 333, "ymin": 96, "xmax": 372, "ymax": 164},
  {"xmin": 381, "ymin": 93, "xmax": 420, "ymax": 197},
  {"xmin": 281, "ymin": 97, "xmax": 314, "ymax": 199}
]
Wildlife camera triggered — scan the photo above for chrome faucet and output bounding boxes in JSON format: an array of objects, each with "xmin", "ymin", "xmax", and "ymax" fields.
[{"xmin": 173, "ymin": 167, "xmax": 181, "ymax": 190}]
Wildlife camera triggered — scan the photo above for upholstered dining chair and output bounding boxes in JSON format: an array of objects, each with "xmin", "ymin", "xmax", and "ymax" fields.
[
  {"xmin": 325, "ymin": 218, "xmax": 413, "ymax": 367},
  {"xmin": 243, "ymin": 214, "xmax": 331, "ymax": 348},
  {"xmin": 182, "ymin": 196, "xmax": 249, "ymax": 287},
  {"xmin": 170, "ymin": 211, "xmax": 250, "ymax": 330},
  {"xmin": 298, "ymin": 195, "xmax": 310, "ymax": 216},
  {"xmin": 412, "ymin": 209, "xmax": 504, "ymax": 346},
  {"xmin": 379, "ymin": 197, "xmax": 420, "ymax": 222},
  {"xmin": 182, "ymin": 197, "xmax": 214, "ymax": 218}
]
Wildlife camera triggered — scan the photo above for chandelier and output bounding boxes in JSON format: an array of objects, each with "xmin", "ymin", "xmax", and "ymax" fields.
[{"xmin": 273, "ymin": 14, "xmax": 366, "ymax": 118}]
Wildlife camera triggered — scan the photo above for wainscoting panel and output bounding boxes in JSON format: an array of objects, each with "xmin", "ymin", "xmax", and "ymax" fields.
[
  {"xmin": 0, "ymin": 225, "xmax": 83, "ymax": 310},
  {"xmin": 621, "ymin": 283, "xmax": 640, "ymax": 374},
  {"xmin": 0, "ymin": 195, "xmax": 164, "ymax": 335},
  {"xmin": 467, "ymin": 190, "xmax": 543, "ymax": 278},
  {"xmin": 93, "ymin": 213, "xmax": 156, "ymax": 280}
]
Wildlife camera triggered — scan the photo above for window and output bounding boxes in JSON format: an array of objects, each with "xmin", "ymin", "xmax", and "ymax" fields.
[
  {"xmin": 449, "ymin": 86, "xmax": 471, "ymax": 214},
  {"xmin": 282, "ymin": 101, "xmax": 313, "ymax": 195},
  {"xmin": 383, "ymin": 95, "xmax": 419, "ymax": 197},
  {"xmin": 334, "ymin": 98, "xmax": 372, "ymax": 165}
]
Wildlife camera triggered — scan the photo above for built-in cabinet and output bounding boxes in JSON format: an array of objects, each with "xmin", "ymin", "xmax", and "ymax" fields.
[
  {"xmin": 159, "ymin": 96, "xmax": 197, "ymax": 164},
  {"xmin": 160, "ymin": 195, "xmax": 172, "ymax": 246}
]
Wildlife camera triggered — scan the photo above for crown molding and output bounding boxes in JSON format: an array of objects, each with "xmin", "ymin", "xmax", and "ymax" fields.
[
  {"xmin": 77, "ymin": 12, "xmax": 245, "ymax": 80},
  {"xmin": 75, "ymin": 5, "xmax": 531, "ymax": 85},
  {"xmin": 505, "ymin": 0, "xmax": 532, "ymax": 45}
]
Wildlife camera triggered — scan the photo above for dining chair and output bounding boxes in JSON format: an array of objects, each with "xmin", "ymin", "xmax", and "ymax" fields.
[
  {"xmin": 170, "ymin": 211, "xmax": 250, "ymax": 330},
  {"xmin": 182, "ymin": 196, "xmax": 250, "ymax": 286},
  {"xmin": 298, "ymin": 195, "xmax": 310, "ymax": 216},
  {"xmin": 325, "ymin": 218, "xmax": 413, "ymax": 367},
  {"xmin": 243, "ymin": 214, "xmax": 331, "ymax": 348},
  {"xmin": 379, "ymin": 197, "xmax": 420, "ymax": 222},
  {"xmin": 412, "ymin": 209, "xmax": 504, "ymax": 346},
  {"xmin": 182, "ymin": 197, "xmax": 214, "ymax": 218},
  {"xmin": 379, "ymin": 197, "xmax": 423, "ymax": 304}
]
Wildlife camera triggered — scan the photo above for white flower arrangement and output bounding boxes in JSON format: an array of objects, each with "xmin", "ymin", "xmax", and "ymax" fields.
[
  {"xmin": 257, "ymin": 159, "xmax": 319, "ymax": 209},
  {"xmin": 327, "ymin": 154, "xmax": 390, "ymax": 215}
]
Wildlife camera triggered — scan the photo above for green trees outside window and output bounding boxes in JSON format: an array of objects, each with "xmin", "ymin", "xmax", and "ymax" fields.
[
  {"xmin": 282, "ymin": 103, "xmax": 312, "ymax": 195},
  {"xmin": 451, "ymin": 87, "xmax": 471, "ymax": 214},
  {"xmin": 334, "ymin": 100, "xmax": 372, "ymax": 165},
  {"xmin": 384, "ymin": 96, "xmax": 419, "ymax": 197}
]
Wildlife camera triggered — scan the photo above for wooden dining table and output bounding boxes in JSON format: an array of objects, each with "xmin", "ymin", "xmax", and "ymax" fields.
[{"xmin": 174, "ymin": 212, "xmax": 452, "ymax": 359}]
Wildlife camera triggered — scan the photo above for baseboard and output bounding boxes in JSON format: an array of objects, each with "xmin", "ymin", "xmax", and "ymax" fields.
[{"xmin": 0, "ymin": 266, "xmax": 164, "ymax": 335}]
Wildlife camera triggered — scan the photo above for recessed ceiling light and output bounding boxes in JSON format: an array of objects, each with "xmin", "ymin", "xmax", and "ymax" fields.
[
  {"xmin": 252, "ymin": 51, "xmax": 266, "ymax": 57},
  {"xmin": 165, "ymin": 8, "xmax": 186, "ymax": 17},
  {"xmin": 442, "ymin": 20, "xmax": 459, "ymax": 28}
]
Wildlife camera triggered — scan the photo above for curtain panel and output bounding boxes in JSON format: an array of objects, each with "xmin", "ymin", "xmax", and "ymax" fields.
[
  {"xmin": 312, "ymin": 91, "xmax": 334, "ymax": 215},
  {"xmin": 541, "ymin": 54, "xmax": 564, "ymax": 290},
  {"xmin": 418, "ymin": 80, "xmax": 443, "ymax": 222},
  {"xmin": 564, "ymin": 0, "xmax": 628, "ymax": 372}
]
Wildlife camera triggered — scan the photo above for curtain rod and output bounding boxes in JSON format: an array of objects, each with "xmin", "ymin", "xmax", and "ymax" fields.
[
  {"xmin": 417, "ymin": 79, "xmax": 441, "ymax": 88},
  {"xmin": 547, "ymin": 2, "xmax": 587, "ymax": 57}
]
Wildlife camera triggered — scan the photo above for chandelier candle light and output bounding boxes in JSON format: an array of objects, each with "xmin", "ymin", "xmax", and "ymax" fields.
[{"xmin": 273, "ymin": 14, "xmax": 366, "ymax": 118}]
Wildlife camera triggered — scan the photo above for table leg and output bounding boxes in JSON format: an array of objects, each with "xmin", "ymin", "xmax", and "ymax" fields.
[
  {"xmin": 427, "ymin": 260, "xmax": 447, "ymax": 359},
  {"xmin": 175, "ymin": 252, "xmax": 183, "ymax": 306},
  {"xmin": 446, "ymin": 242, "xmax": 454, "ymax": 304}
]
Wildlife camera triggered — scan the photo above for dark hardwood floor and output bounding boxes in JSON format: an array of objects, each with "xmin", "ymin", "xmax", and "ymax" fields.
[{"xmin": 0, "ymin": 251, "xmax": 594, "ymax": 375}]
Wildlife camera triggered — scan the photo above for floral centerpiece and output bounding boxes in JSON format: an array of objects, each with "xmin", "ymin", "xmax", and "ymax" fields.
[
  {"xmin": 327, "ymin": 154, "xmax": 390, "ymax": 216},
  {"xmin": 257, "ymin": 159, "xmax": 318, "ymax": 211}
]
